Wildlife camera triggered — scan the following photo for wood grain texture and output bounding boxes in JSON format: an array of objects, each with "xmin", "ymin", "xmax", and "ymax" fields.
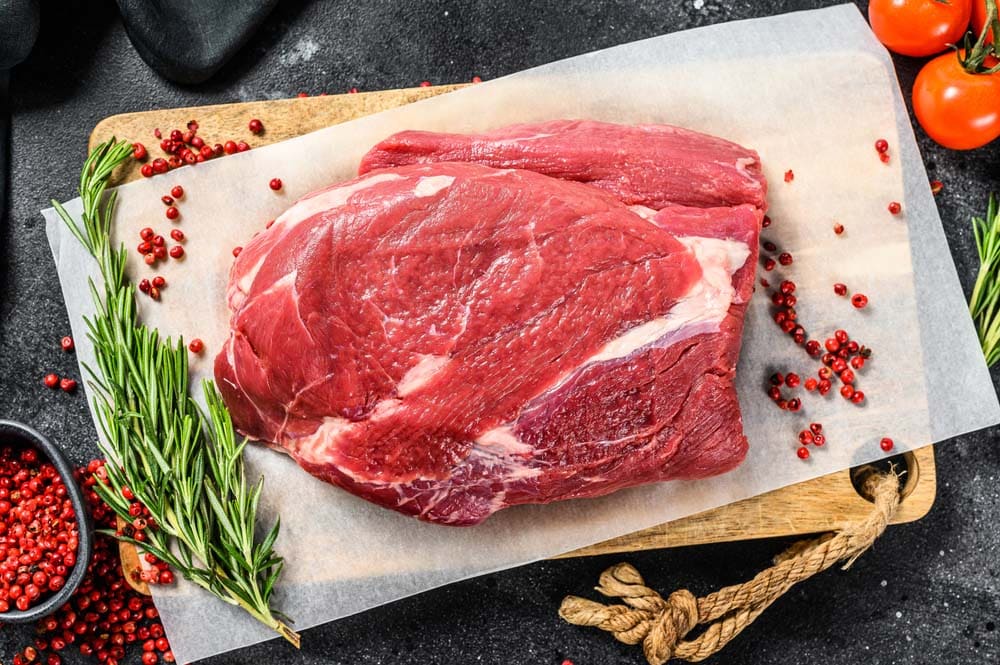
[{"xmin": 90, "ymin": 86, "xmax": 936, "ymax": 569}]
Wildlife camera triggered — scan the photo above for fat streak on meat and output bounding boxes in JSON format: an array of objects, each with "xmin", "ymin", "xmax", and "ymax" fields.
[{"xmin": 216, "ymin": 121, "xmax": 766, "ymax": 525}]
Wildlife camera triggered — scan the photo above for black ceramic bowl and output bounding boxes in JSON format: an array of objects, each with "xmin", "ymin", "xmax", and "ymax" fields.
[{"xmin": 0, "ymin": 420, "xmax": 93, "ymax": 623}]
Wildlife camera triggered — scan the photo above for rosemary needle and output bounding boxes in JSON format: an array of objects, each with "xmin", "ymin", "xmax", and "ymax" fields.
[
  {"xmin": 53, "ymin": 139, "xmax": 298, "ymax": 646},
  {"xmin": 970, "ymin": 195, "xmax": 1000, "ymax": 367}
]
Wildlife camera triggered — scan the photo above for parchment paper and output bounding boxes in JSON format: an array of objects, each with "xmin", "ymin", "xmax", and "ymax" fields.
[{"xmin": 42, "ymin": 5, "xmax": 1000, "ymax": 663}]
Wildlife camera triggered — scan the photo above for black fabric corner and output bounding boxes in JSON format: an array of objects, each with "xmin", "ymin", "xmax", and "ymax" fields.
[
  {"xmin": 115, "ymin": 0, "xmax": 280, "ymax": 85},
  {"xmin": 0, "ymin": 0, "xmax": 40, "ymax": 71}
]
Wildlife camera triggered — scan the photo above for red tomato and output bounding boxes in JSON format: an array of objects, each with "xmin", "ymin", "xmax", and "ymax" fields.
[
  {"xmin": 869, "ymin": 0, "xmax": 973, "ymax": 57},
  {"xmin": 972, "ymin": 1, "xmax": 995, "ymax": 43},
  {"xmin": 913, "ymin": 51, "xmax": 1000, "ymax": 149}
]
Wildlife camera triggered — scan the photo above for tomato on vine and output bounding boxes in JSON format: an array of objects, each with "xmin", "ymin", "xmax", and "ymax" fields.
[
  {"xmin": 912, "ymin": 1, "xmax": 1000, "ymax": 150},
  {"xmin": 974, "ymin": 0, "xmax": 996, "ymax": 42},
  {"xmin": 869, "ymin": 0, "xmax": 973, "ymax": 57}
]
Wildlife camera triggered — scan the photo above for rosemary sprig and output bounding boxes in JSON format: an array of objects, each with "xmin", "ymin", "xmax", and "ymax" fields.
[
  {"xmin": 53, "ymin": 139, "xmax": 299, "ymax": 646},
  {"xmin": 970, "ymin": 195, "xmax": 1000, "ymax": 366}
]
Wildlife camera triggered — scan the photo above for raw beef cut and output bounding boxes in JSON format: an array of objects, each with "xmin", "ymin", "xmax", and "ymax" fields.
[
  {"xmin": 359, "ymin": 119, "xmax": 768, "ymax": 211},
  {"xmin": 216, "ymin": 121, "xmax": 765, "ymax": 526}
]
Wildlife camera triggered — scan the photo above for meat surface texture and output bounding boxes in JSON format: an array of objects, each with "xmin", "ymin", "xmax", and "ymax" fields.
[
  {"xmin": 359, "ymin": 119, "xmax": 768, "ymax": 211},
  {"xmin": 217, "ymin": 120, "xmax": 765, "ymax": 526}
]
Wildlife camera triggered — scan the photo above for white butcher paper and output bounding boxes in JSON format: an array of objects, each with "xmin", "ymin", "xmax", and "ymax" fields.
[{"xmin": 42, "ymin": 4, "xmax": 1000, "ymax": 662}]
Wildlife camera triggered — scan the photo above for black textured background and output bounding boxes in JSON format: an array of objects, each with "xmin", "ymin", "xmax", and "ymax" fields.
[{"xmin": 3, "ymin": 1, "xmax": 1000, "ymax": 664}]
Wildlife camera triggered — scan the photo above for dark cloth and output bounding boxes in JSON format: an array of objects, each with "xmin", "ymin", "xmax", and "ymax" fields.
[
  {"xmin": 0, "ymin": 0, "xmax": 39, "ymax": 224},
  {"xmin": 0, "ymin": 0, "xmax": 39, "ymax": 71},
  {"xmin": 115, "ymin": 0, "xmax": 280, "ymax": 84}
]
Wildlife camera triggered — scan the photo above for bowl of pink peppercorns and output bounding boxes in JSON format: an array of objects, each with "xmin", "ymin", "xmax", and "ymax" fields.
[{"xmin": 0, "ymin": 420, "xmax": 92, "ymax": 623}]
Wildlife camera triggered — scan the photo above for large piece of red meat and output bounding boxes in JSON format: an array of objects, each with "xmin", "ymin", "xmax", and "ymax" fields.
[{"xmin": 216, "ymin": 120, "xmax": 766, "ymax": 525}]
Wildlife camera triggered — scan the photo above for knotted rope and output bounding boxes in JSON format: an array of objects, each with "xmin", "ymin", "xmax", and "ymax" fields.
[{"xmin": 559, "ymin": 471, "xmax": 901, "ymax": 664}]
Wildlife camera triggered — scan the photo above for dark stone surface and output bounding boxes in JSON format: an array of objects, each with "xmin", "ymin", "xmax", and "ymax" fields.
[{"xmin": 2, "ymin": 0, "xmax": 999, "ymax": 663}]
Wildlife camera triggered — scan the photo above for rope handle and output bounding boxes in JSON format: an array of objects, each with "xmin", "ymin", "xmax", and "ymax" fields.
[{"xmin": 559, "ymin": 471, "xmax": 901, "ymax": 664}]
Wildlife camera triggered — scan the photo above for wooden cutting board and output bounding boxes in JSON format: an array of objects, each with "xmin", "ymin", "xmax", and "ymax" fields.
[{"xmin": 90, "ymin": 86, "xmax": 935, "ymax": 582}]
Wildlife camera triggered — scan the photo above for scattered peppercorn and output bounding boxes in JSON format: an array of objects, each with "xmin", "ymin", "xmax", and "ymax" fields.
[
  {"xmin": 59, "ymin": 378, "xmax": 77, "ymax": 393},
  {"xmin": 887, "ymin": 201, "xmax": 902, "ymax": 215},
  {"xmin": 778, "ymin": 252, "xmax": 793, "ymax": 266},
  {"xmin": 784, "ymin": 169, "xmax": 794, "ymax": 183},
  {"xmin": 833, "ymin": 283, "xmax": 848, "ymax": 296},
  {"xmin": 165, "ymin": 207, "xmax": 179, "ymax": 221},
  {"xmin": 44, "ymin": 373, "xmax": 60, "ymax": 389},
  {"xmin": 763, "ymin": 258, "xmax": 775, "ymax": 271},
  {"xmin": 874, "ymin": 138, "xmax": 888, "ymax": 154},
  {"xmin": 269, "ymin": 178, "xmax": 283, "ymax": 191},
  {"xmin": 8, "ymin": 460, "xmax": 173, "ymax": 665},
  {"xmin": 132, "ymin": 143, "xmax": 147, "ymax": 161},
  {"xmin": 930, "ymin": 180, "xmax": 943, "ymax": 195},
  {"xmin": 188, "ymin": 338, "xmax": 204, "ymax": 354},
  {"xmin": 170, "ymin": 185, "xmax": 183, "ymax": 199},
  {"xmin": 223, "ymin": 141, "xmax": 238, "ymax": 155},
  {"xmin": 796, "ymin": 446, "xmax": 810, "ymax": 460},
  {"xmin": 880, "ymin": 437, "xmax": 894, "ymax": 452},
  {"xmin": 833, "ymin": 223, "xmax": 844, "ymax": 235},
  {"xmin": 248, "ymin": 119, "xmax": 264, "ymax": 134},
  {"xmin": 851, "ymin": 293, "xmax": 869, "ymax": 309},
  {"xmin": 232, "ymin": 246, "xmax": 243, "ymax": 257},
  {"xmin": 160, "ymin": 196, "xmax": 173, "ymax": 206},
  {"xmin": 60, "ymin": 336, "xmax": 74, "ymax": 352},
  {"xmin": 169, "ymin": 229, "xmax": 185, "ymax": 242},
  {"xmin": 168, "ymin": 246, "xmax": 184, "ymax": 259}
]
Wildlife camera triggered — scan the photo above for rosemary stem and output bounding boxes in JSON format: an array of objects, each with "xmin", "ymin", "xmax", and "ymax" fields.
[{"xmin": 54, "ymin": 139, "xmax": 296, "ymax": 646}]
